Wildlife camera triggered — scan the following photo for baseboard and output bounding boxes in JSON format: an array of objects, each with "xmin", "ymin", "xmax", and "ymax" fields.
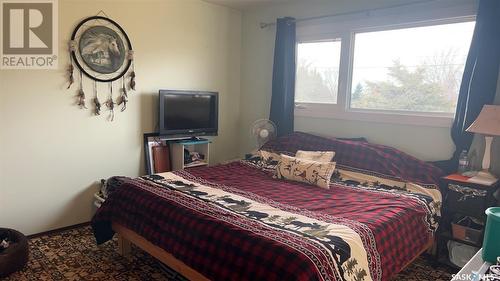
[{"xmin": 27, "ymin": 222, "xmax": 90, "ymax": 239}]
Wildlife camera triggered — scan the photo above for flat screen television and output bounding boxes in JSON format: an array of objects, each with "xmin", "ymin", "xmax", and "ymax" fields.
[{"xmin": 159, "ymin": 90, "xmax": 218, "ymax": 137}]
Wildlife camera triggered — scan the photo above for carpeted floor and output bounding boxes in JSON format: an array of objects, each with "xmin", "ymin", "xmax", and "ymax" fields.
[{"xmin": 4, "ymin": 226, "xmax": 456, "ymax": 281}]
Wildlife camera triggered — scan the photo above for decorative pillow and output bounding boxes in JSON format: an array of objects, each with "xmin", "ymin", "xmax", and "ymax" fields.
[
  {"xmin": 245, "ymin": 150, "xmax": 282, "ymax": 171},
  {"xmin": 295, "ymin": 150, "xmax": 335, "ymax": 162},
  {"xmin": 260, "ymin": 150, "xmax": 281, "ymax": 162},
  {"xmin": 275, "ymin": 154, "xmax": 336, "ymax": 189},
  {"xmin": 259, "ymin": 150, "xmax": 281, "ymax": 171}
]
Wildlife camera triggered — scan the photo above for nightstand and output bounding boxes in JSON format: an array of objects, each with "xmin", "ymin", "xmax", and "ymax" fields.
[{"xmin": 436, "ymin": 174, "xmax": 499, "ymax": 268}]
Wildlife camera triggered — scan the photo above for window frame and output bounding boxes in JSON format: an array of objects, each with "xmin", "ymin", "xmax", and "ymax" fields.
[
  {"xmin": 294, "ymin": 0, "xmax": 477, "ymax": 128},
  {"xmin": 295, "ymin": 37, "xmax": 343, "ymax": 107},
  {"xmin": 295, "ymin": 38, "xmax": 342, "ymax": 107}
]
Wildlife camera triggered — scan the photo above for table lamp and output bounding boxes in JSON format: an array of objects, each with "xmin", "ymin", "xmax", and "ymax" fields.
[{"xmin": 466, "ymin": 105, "xmax": 500, "ymax": 183}]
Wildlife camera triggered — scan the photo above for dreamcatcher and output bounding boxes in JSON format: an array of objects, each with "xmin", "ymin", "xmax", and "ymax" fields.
[{"xmin": 67, "ymin": 12, "xmax": 135, "ymax": 121}]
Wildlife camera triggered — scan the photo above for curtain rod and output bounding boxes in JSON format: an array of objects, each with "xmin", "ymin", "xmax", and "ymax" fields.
[{"xmin": 259, "ymin": 0, "xmax": 437, "ymax": 28}]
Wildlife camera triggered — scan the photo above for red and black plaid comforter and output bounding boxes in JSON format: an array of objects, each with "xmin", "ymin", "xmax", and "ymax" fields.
[
  {"xmin": 92, "ymin": 162, "xmax": 438, "ymax": 281},
  {"xmin": 261, "ymin": 132, "xmax": 443, "ymax": 188}
]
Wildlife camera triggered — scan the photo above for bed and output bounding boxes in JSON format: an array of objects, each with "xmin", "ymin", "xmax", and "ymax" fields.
[{"xmin": 92, "ymin": 132, "xmax": 444, "ymax": 281}]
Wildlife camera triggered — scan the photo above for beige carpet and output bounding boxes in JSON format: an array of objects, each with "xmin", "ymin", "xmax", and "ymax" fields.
[{"xmin": 4, "ymin": 226, "xmax": 456, "ymax": 281}]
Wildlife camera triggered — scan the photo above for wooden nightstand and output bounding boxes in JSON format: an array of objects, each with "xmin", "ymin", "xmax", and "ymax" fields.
[{"xmin": 436, "ymin": 174, "xmax": 499, "ymax": 268}]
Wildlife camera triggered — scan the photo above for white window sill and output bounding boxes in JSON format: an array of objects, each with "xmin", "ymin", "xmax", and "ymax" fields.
[{"xmin": 295, "ymin": 104, "xmax": 453, "ymax": 128}]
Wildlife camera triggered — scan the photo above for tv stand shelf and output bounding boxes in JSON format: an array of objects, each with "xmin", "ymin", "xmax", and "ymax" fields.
[
  {"xmin": 143, "ymin": 133, "xmax": 211, "ymax": 174},
  {"xmin": 170, "ymin": 139, "xmax": 210, "ymax": 171}
]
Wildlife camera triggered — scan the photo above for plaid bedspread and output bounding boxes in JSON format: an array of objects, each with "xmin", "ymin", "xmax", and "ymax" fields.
[{"xmin": 92, "ymin": 161, "xmax": 439, "ymax": 281}]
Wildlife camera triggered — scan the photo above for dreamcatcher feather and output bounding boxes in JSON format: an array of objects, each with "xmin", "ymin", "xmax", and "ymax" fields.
[
  {"xmin": 106, "ymin": 83, "xmax": 115, "ymax": 121},
  {"xmin": 67, "ymin": 64, "xmax": 74, "ymax": 89},
  {"xmin": 67, "ymin": 41, "xmax": 76, "ymax": 89},
  {"xmin": 93, "ymin": 81, "xmax": 101, "ymax": 115},
  {"xmin": 128, "ymin": 50, "xmax": 136, "ymax": 91},
  {"xmin": 117, "ymin": 77, "xmax": 128, "ymax": 112},
  {"xmin": 76, "ymin": 72, "xmax": 87, "ymax": 109}
]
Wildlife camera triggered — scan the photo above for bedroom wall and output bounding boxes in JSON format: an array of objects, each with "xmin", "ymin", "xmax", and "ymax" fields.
[
  {"xmin": 238, "ymin": 0, "xmax": 500, "ymax": 174},
  {"xmin": 0, "ymin": 0, "xmax": 241, "ymax": 235}
]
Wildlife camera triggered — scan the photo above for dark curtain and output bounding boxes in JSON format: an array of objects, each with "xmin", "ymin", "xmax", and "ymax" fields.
[
  {"xmin": 436, "ymin": 0, "xmax": 500, "ymax": 173},
  {"xmin": 270, "ymin": 17, "xmax": 296, "ymax": 136}
]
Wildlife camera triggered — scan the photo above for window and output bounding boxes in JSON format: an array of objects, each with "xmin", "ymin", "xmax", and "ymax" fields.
[
  {"xmin": 294, "ymin": 10, "xmax": 477, "ymax": 127},
  {"xmin": 350, "ymin": 22, "xmax": 475, "ymax": 114},
  {"xmin": 295, "ymin": 40, "xmax": 341, "ymax": 104}
]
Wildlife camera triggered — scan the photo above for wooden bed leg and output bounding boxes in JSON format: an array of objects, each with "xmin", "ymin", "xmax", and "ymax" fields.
[{"xmin": 117, "ymin": 234, "xmax": 132, "ymax": 257}]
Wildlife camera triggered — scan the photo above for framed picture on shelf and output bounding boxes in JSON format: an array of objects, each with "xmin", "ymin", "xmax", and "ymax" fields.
[
  {"xmin": 143, "ymin": 133, "xmax": 171, "ymax": 175},
  {"xmin": 143, "ymin": 133, "xmax": 158, "ymax": 175}
]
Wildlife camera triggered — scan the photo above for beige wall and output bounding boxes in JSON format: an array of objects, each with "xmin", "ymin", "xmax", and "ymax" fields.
[
  {"xmin": 239, "ymin": 0, "xmax": 499, "ymax": 171},
  {"xmin": 0, "ymin": 0, "xmax": 241, "ymax": 235}
]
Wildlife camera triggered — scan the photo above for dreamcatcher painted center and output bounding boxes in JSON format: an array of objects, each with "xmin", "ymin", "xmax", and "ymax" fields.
[{"xmin": 79, "ymin": 26, "xmax": 126, "ymax": 74}]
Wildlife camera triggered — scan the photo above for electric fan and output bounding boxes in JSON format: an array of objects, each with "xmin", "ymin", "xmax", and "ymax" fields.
[{"xmin": 251, "ymin": 119, "xmax": 277, "ymax": 149}]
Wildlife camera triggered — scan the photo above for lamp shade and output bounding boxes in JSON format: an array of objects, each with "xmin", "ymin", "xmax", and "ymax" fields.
[{"xmin": 466, "ymin": 105, "xmax": 500, "ymax": 136}]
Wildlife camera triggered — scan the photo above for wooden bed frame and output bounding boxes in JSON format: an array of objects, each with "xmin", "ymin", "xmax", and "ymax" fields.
[
  {"xmin": 112, "ymin": 223, "xmax": 209, "ymax": 281},
  {"xmin": 112, "ymin": 222, "xmax": 433, "ymax": 281}
]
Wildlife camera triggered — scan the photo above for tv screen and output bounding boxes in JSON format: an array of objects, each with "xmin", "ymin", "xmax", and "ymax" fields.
[{"xmin": 159, "ymin": 90, "xmax": 218, "ymax": 136}]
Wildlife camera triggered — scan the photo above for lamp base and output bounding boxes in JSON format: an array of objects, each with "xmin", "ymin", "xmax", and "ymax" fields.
[{"xmin": 468, "ymin": 170, "xmax": 498, "ymax": 186}]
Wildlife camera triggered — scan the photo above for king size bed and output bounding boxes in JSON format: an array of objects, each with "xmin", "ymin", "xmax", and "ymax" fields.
[{"xmin": 92, "ymin": 132, "xmax": 444, "ymax": 281}]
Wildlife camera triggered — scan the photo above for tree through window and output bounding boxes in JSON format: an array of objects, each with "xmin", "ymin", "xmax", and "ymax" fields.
[{"xmin": 350, "ymin": 21, "xmax": 475, "ymax": 113}]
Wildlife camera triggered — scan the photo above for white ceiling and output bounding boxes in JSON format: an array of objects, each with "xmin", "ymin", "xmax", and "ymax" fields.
[{"xmin": 203, "ymin": 0, "xmax": 294, "ymax": 10}]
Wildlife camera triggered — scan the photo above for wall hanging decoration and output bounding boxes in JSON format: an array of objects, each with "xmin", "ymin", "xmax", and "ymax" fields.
[{"xmin": 67, "ymin": 12, "xmax": 135, "ymax": 121}]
